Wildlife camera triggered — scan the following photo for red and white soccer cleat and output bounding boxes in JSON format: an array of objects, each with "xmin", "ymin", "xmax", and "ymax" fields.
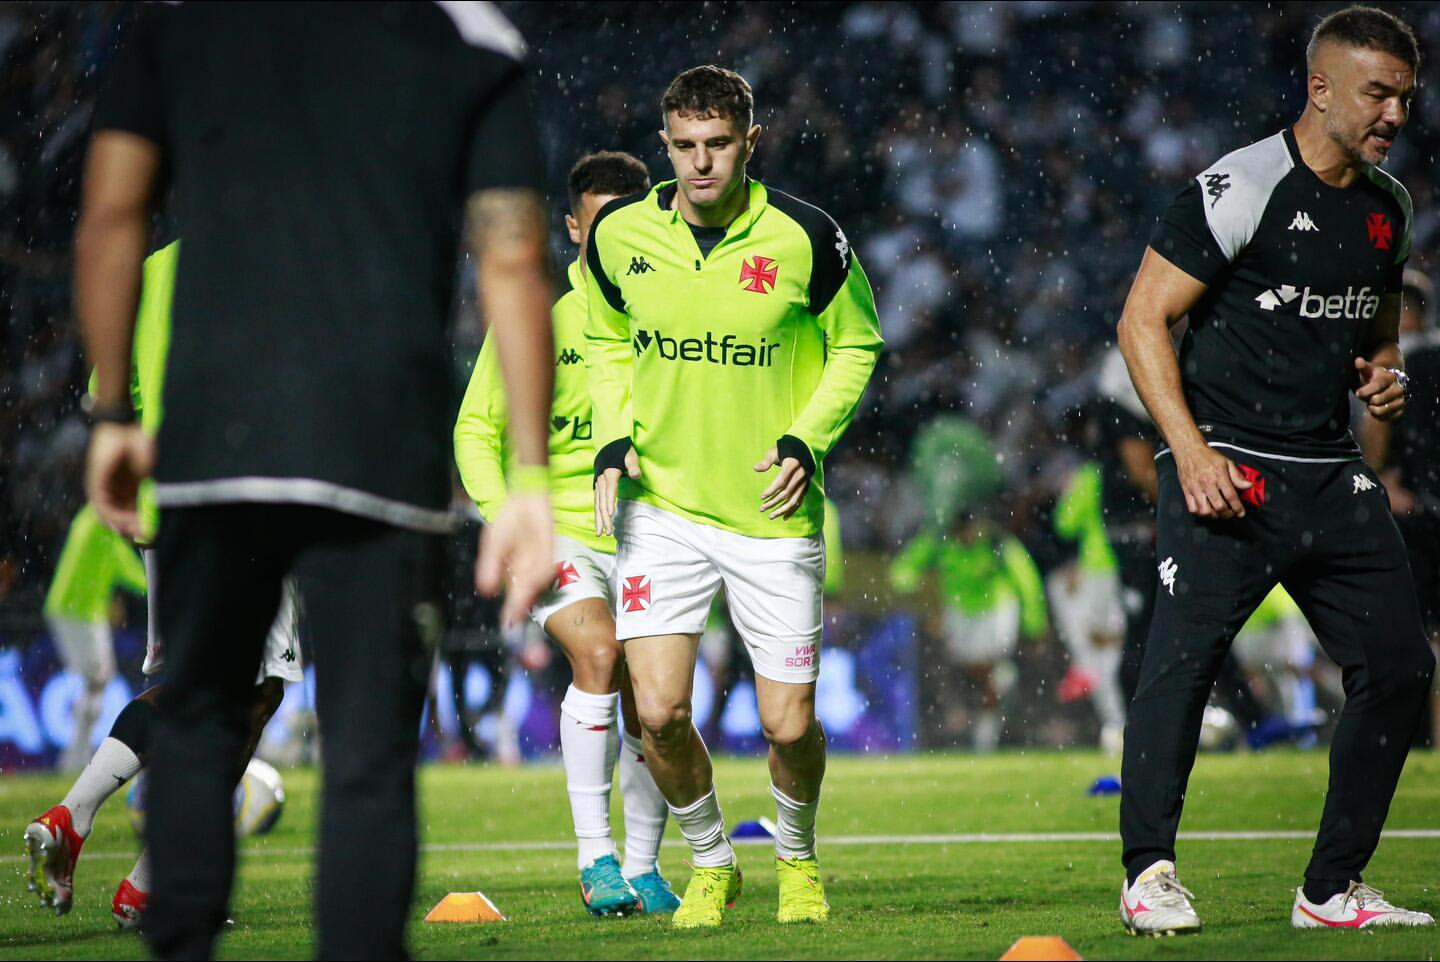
[
  {"xmin": 23, "ymin": 805, "xmax": 85, "ymax": 915},
  {"xmin": 112, "ymin": 877, "xmax": 150, "ymax": 929},
  {"xmin": 1120, "ymin": 860, "xmax": 1201, "ymax": 936},
  {"xmin": 1292, "ymin": 882, "xmax": 1434, "ymax": 929}
]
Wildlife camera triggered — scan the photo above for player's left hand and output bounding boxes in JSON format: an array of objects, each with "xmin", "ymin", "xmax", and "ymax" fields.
[
  {"xmin": 86, "ymin": 422, "xmax": 154, "ymax": 541},
  {"xmin": 755, "ymin": 446, "xmax": 810, "ymax": 520},
  {"xmin": 477, "ymin": 490, "xmax": 553, "ymax": 627},
  {"xmin": 1355, "ymin": 357, "xmax": 1405, "ymax": 421}
]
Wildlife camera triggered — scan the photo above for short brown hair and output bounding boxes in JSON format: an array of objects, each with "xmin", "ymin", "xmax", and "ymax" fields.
[
  {"xmin": 661, "ymin": 65, "xmax": 754, "ymax": 129},
  {"xmin": 1308, "ymin": 6, "xmax": 1420, "ymax": 71},
  {"xmin": 567, "ymin": 151, "xmax": 651, "ymax": 209}
]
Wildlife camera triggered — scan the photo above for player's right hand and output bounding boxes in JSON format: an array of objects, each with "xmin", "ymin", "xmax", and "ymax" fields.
[
  {"xmin": 477, "ymin": 490, "xmax": 554, "ymax": 627},
  {"xmin": 594, "ymin": 446, "xmax": 640, "ymax": 537},
  {"xmin": 86, "ymin": 422, "xmax": 155, "ymax": 541},
  {"xmin": 1174, "ymin": 442, "xmax": 1251, "ymax": 520}
]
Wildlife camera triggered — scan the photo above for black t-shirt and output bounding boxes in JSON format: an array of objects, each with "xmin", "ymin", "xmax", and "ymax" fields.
[
  {"xmin": 1390, "ymin": 342, "xmax": 1440, "ymax": 499},
  {"xmin": 93, "ymin": 2, "xmax": 545, "ymax": 530},
  {"xmin": 1091, "ymin": 398, "xmax": 1157, "ymax": 536},
  {"xmin": 688, "ymin": 223, "xmax": 727, "ymax": 259},
  {"xmin": 1150, "ymin": 128, "xmax": 1411, "ymax": 459}
]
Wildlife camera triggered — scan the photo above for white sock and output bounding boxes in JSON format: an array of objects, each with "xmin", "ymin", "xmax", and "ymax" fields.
[
  {"xmin": 973, "ymin": 710, "xmax": 1002, "ymax": 752},
  {"xmin": 127, "ymin": 849, "xmax": 151, "ymax": 892},
  {"xmin": 670, "ymin": 788, "xmax": 734, "ymax": 868},
  {"xmin": 1090, "ymin": 643, "xmax": 1126, "ymax": 730},
  {"xmin": 771, "ymin": 785, "xmax": 819, "ymax": 859},
  {"xmin": 559, "ymin": 685, "xmax": 619, "ymax": 869},
  {"xmin": 619, "ymin": 731, "xmax": 668, "ymax": 879},
  {"xmin": 60, "ymin": 736, "xmax": 141, "ymax": 838},
  {"xmin": 62, "ymin": 682, "xmax": 106, "ymax": 772}
]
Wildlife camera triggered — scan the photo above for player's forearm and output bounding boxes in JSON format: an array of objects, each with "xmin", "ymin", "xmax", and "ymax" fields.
[
  {"xmin": 75, "ymin": 142, "xmax": 156, "ymax": 412},
  {"xmin": 454, "ymin": 341, "xmax": 513, "ymax": 520},
  {"xmin": 454, "ymin": 431, "xmax": 509, "ymax": 522},
  {"xmin": 582, "ymin": 322, "xmax": 635, "ymax": 449},
  {"xmin": 1365, "ymin": 339, "xmax": 1403, "ymax": 371},
  {"xmin": 1116, "ymin": 308, "xmax": 1206, "ymax": 458},
  {"xmin": 787, "ymin": 342, "xmax": 880, "ymax": 461},
  {"xmin": 468, "ymin": 188, "xmax": 554, "ymax": 468},
  {"xmin": 1359, "ymin": 415, "xmax": 1393, "ymax": 469}
]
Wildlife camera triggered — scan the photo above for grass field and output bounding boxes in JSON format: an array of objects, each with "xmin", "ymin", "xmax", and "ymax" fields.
[{"xmin": 1, "ymin": 750, "xmax": 1438, "ymax": 960}]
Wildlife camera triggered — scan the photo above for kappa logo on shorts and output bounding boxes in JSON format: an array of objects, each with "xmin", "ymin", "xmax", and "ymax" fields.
[
  {"xmin": 1236, "ymin": 463, "xmax": 1267, "ymax": 507},
  {"xmin": 554, "ymin": 561, "xmax": 580, "ymax": 590},
  {"xmin": 1158, "ymin": 556, "xmax": 1179, "ymax": 596},
  {"xmin": 1353, "ymin": 473, "xmax": 1378, "ymax": 494},
  {"xmin": 621, "ymin": 575, "xmax": 652, "ymax": 612}
]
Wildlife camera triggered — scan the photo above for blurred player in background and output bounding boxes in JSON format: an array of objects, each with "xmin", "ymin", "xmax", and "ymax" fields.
[
  {"xmin": 1048, "ymin": 459, "xmax": 1127, "ymax": 754},
  {"xmin": 1362, "ymin": 267, "xmax": 1440, "ymax": 743},
  {"xmin": 1116, "ymin": 6, "xmax": 1433, "ymax": 933},
  {"xmin": 889, "ymin": 493, "xmax": 1049, "ymax": 750},
  {"xmin": 26, "ymin": 240, "xmax": 303, "ymax": 930},
  {"xmin": 894, "ymin": 417, "xmax": 1048, "ymax": 751},
  {"xmin": 76, "ymin": 5, "xmax": 555, "ymax": 957},
  {"xmin": 456, "ymin": 150, "xmax": 680, "ymax": 917},
  {"xmin": 42, "ymin": 503, "xmax": 146, "ymax": 772},
  {"xmin": 588, "ymin": 66, "xmax": 882, "ymax": 927}
]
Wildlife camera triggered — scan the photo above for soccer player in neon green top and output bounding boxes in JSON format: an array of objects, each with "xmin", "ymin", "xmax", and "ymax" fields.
[
  {"xmin": 455, "ymin": 152, "xmax": 679, "ymax": 918},
  {"xmin": 43, "ymin": 504, "xmax": 147, "ymax": 772},
  {"xmin": 27, "ymin": 240, "xmax": 301, "ymax": 929},
  {"xmin": 1047, "ymin": 461, "xmax": 1127, "ymax": 754},
  {"xmin": 586, "ymin": 66, "xmax": 883, "ymax": 928}
]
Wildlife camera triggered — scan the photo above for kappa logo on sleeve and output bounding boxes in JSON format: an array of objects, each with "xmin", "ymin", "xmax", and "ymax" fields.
[
  {"xmin": 1204, "ymin": 172, "xmax": 1231, "ymax": 207},
  {"xmin": 627, "ymin": 256, "xmax": 656, "ymax": 275}
]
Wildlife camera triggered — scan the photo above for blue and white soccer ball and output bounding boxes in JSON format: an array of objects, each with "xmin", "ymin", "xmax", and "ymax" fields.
[{"xmin": 126, "ymin": 758, "xmax": 286, "ymax": 838}]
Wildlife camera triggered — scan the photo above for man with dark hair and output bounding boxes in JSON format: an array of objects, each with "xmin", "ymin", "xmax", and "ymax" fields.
[
  {"xmin": 568, "ymin": 150, "xmax": 652, "ymax": 211},
  {"xmin": 456, "ymin": 150, "xmax": 683, "ymax": 918},
  {"xmin": 588, "ymin": 64, "xmax": 883, "ymax": 928},
  {"xmin": 1115, "ymin": 4, "xmax": 1433, "ymax": 934},
  {"xmin": 75, "ymin": 4, "xmax": 556, "ymax": 958}
]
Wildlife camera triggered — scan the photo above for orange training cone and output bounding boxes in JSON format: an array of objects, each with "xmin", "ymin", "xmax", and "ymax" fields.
[
  {"xmin": 999, "ymin": 936, "xmax": 1083, "ymax": 960},
  {"xmin": 424, "ymin": 891, "xmax": 508, "ymax": 923}
]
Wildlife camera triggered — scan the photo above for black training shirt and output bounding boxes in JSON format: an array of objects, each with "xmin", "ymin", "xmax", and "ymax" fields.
[
  {"xmin": 1150, "ymin": 128, "xmax": 1411, "ymax": 459},
  {"xmin": 93, "ymin": 2, "xmax": 545, "ymax": 531}
]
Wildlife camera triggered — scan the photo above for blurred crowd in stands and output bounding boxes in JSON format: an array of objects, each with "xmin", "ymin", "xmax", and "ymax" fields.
[{"xmin": 3, "ymin": 2, "xmax": 1438, "ymax": 751}]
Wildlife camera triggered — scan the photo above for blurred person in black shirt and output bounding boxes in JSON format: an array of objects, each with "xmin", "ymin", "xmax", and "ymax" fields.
[{"xmin": 75, "ymin": 4, "xmax": 556, "ymax": 958}]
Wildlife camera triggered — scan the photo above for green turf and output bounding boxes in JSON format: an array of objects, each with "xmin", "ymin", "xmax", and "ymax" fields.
[{"xmin": 1, "ymin": 751, "xmax": 1438, "ymax": 959}]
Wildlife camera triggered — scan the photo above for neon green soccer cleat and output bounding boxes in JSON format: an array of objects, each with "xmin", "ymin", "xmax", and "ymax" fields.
[
  {"xmin": 776, "ymin": 855, "xmax": 830, "ymax": 923},
  {"xmin": 671, "ymin": 862, "xmax": 742, "ymax": 929}
]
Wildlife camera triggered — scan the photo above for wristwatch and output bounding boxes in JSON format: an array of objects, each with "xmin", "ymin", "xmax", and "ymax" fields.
[{"xmin": 81, "ymin": 394, "xmax": 137, "ymax": 425}]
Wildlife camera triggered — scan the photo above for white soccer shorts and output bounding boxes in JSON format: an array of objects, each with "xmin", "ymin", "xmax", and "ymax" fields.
[
  {"xmin": 942, "ymin": 598, "xmax": 1020, "ymax": 666},
  {"xmin": 530, "ymin": 534, "xmax": 615, "ymax": 631},
  {"xmin": 142, "ymin": 547, "xmax": 303, "ymax": 684},
  {"xmin": 45, "ymin": 616, "xmax": 117, "ymax": 686},
  {"xmin": 1046, "ymin": 564, "xmax": 1125, "ymax": 658},
  {"xmin": 613, "ymin": 501, "xmax": 825, "ymax": 684}
]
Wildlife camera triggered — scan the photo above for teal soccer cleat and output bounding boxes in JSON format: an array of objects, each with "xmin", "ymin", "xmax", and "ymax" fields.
[
  {"xmin": 579, "ymin": 854, "xmax": 639, "ymax": 917},
  {"xmin": 628, "ymin": 870, "xmax": 682, "ymax": 914}
]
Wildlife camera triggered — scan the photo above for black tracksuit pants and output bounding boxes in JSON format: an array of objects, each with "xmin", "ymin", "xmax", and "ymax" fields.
[
  {"xmin": 1121, "ymin": 453, "xmax": 1435, "ymax": 888},
  {"xmin": 143, "ymin": 503, "xmax": 442, "ymax": 960}
]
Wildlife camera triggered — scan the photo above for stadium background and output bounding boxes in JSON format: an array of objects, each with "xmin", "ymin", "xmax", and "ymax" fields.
[{"xmin": 1, "ymin": 1, "xmax": 1438, "ymax": 769}]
